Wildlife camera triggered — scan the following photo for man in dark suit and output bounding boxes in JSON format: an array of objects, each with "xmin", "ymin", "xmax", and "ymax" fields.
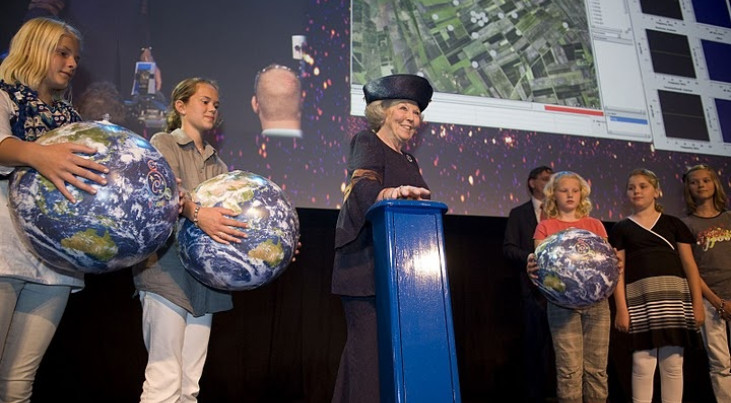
[{"xmin": 504, "ymin": 165, "xmax": 555, "ymax": 402}]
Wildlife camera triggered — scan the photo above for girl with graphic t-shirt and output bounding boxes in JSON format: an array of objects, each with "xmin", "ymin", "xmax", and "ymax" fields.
[{"xmin": 681, "ymin": 164, "xmax": 731, "ymax": 403}]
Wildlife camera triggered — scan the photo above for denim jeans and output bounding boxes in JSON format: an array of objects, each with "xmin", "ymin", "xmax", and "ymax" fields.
[
  {"xmin": 548, "ymin": 300, "xmax": 610, "ymax": 403},
  {"xmin": 701, "ymin": 299, "xmax": 731, "ymax": 403},
  {"xmin": 0, "ymin": 279, "xmax": 70, "ymax": 403}
]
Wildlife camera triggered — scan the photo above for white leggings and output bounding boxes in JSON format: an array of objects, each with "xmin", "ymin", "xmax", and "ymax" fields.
[{"xmin": 631, "ymin": 346, "xmax": 684, "ymax": 403}]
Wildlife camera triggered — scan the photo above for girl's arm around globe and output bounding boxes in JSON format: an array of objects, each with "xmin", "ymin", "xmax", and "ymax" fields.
[
  {"xmin": 177, "ymin": 183, "xmax": 248, "ymax": 246},
  {"xmin": 0, "ymin": 137, "xmax": 108, "ymax": 203}
]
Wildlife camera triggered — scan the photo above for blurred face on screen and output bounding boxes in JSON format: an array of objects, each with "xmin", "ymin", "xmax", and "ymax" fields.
[{"xmin": 380, "ymin": 100, "xmax": 421, "ymax": 150}]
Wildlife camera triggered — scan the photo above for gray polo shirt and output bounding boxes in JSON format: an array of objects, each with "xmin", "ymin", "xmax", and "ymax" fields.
[{"xmin": 133, "ymin": 128, "xmax": 232, "ymax": 316}]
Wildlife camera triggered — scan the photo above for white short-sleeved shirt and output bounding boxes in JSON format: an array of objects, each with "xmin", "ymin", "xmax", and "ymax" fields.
[
  {"xmin": 0, "ymin": 89, "xmax": 84, "ymax": 289},
  {"xmin": 0, "ymin": 90, "xmax": 17, "ymax": 175}
]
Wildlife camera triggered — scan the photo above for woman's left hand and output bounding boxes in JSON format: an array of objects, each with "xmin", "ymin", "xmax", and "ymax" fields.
[
  {"xmin": 526, "ymin": 253, "xmax": 539, "ymax": 281},
  {"xmin": 176, "ymin": 178, "xmax": 187, "ymax": 214},
  {"xmin": 196, "ymin": 206, "xmax": 248, "ymax": 245},
  {"xmin": 291, "ymin": 241, "xmax": 302, "ymax": 262},
  {"xmin": 718, "ymin": 300, "xmax": 731, "ymax": 322},
  {"xmin": 391, "ymin": 185, "xmax": 430, "ymax": 200},
  {"xmin": 614, "ymin": 310, "xmax": 631, "ymax": 333},
  {"xmin": 614, "ymin": 248, "xmax": 624, "ymax": 274},
  {"xmin": 693, "ymin": 300, "xmax": 705, "ymax": 328}
]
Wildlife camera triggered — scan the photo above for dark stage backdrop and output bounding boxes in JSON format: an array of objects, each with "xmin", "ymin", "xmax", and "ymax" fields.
[
  {"xmin": 1, "ymin": 0, "xmax": 730, "ymax": 219},
  {"xmin": 30, "ymin": 209, "xmax": 714, "ymax": 402}
]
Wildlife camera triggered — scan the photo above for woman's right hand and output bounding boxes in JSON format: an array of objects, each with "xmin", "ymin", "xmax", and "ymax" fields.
[
  {"xmin": 614, "ymin": 309, "xmax": 631, "ymax": 333},
  {"xmin": 195, "ymin": 206, "xmax": 249, "ymax": 245},
  {"xmin": 30, "ymin": 142, "xmax": 109, "ymax": 203},
  {"xmin": 526, "ymin": 253, "xmax": 539, "ymax": 280},
  {"xmin": 397, "ymin": 185, "xmax": 430, "ymax": 200},
  {"xmin": 380, "ymin": 185, "xmax": 431, "ymax": 201},
  {"xmin": 720, "ymin": 301, "xmax": 731, "ymax": 322}
]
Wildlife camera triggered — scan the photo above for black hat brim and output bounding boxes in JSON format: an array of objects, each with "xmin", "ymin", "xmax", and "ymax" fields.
[{"xmin": 363, "ymin": 74, "xmax": 433, "ymax": 111}]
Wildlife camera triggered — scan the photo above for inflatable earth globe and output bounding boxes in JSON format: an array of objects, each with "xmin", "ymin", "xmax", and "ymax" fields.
[
  {"xmin": 533, "ymin": 228, "xmax": 619, "ymax": 309},
  {"xmin": 177, "ymin": 170, "xmax": 300, "ymax": 291},
  {"xmin": 8, "ymin": 121, "xmax": 179, "ymax": 274}
]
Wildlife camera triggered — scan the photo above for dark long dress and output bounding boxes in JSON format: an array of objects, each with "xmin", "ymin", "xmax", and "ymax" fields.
[
  {"xmin": 331, "ymin": 129, "xmax": 429, "ymax": 403},
  {"xmin": 609, "ymin": 214, "xmax": 702, "ymax": 351}
]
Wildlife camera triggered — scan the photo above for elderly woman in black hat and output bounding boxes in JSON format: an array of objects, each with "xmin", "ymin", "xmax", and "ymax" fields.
[{"xmin": 331, "ymin": 74, "xmax": 433, "ymax": 402}]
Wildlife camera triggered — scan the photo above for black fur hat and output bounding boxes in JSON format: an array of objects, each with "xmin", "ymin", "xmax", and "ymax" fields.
[{"xmin": 363, "ymin": 74, "xmax": 434, "ymax": 111}]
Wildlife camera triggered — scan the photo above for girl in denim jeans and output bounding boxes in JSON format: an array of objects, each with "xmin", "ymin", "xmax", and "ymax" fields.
[
  {"xmin": 528, "ymin": 171, "xmax": 615, "ymax": 403},
  {"xmin": 681, "ymin": 164, "xmax": 731, "ymax": 403}
]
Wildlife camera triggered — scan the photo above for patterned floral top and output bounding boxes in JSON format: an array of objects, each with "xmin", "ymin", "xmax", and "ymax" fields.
[
  {"xmin": 0, "ymin": 80, "xmax": 85, "ymax": 288},
  {"xmin": 0, "ymin": 80, "xmax": 81, "ymax": 141}
]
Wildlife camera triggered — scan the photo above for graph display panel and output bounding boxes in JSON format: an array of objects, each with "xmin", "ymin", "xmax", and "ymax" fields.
[{"xmin": 351, "ymin": 0, "xmax": 731, "ymax": 157}]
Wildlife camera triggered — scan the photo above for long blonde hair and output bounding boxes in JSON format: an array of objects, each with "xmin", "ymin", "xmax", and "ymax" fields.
[
  {"xmin": 0, "ymin": 18, "xmax": 82, "ymax": 92},
  {"xmin": 683, "ymin": 164, "xmax": 728, "ymax": 214},
  {"xmin": 542, "ymin": 171, "xmax": 593, "ymax": 218}
]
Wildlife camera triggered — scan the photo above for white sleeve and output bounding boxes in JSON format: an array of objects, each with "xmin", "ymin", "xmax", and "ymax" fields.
[{"xmin": 0, "ymin": 91, "xmax": 17, "ymax": 175}]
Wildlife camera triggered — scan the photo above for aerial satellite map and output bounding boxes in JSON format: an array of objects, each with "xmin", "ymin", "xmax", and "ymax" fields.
[{"xmin": 352, "ymin": 0, "xmax": 600, "ymax": 109}]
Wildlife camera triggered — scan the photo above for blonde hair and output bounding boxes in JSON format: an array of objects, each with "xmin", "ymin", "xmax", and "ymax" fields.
[
  {"xmin": 542, "ymin": 171, "xmax": 593, "ymax": 218},
  {"xmin": 683, "ymin": 164, "xmax": 728, "ymax": 214},
  {"xmin": 364, "ymin": 99, "xmax": 419, "ymax": 131},
  {"xmin": 0, "ymin": 17, "xmax": 82, "ymax": 92},
  {"xmin": 165, "ymin": 77, "xmax": 220, "ymax": 132},
  {"xmin": 627, "ymin": 168, "xmax": 664, "ymax": 212}
]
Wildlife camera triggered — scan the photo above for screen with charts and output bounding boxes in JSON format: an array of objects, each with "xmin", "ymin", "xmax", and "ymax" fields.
[
  {"xmin": 5, "ymin": 0, "xmax": 725, "ymax": 218},
  {"xmin": 350, "ymin": 0, "xmax": 731, "ymax": 157}
]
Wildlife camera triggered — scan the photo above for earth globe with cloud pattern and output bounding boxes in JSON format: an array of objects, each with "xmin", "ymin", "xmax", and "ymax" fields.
[
  {"xmin": 533, "ymin": 228, "xmax": 619, "ymax": 309},
  {"xmin": 8, "ymin": 121, "xmax": 179, "ymax": 274},
  {"xmin": 177, "ymin": 170, "xmax": 300, "ymax": 291}
]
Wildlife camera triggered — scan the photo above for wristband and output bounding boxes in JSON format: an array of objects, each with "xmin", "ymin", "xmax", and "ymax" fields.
[
  {"xmin": 718, "ymin": 299, "xmax": 726, "ymax": 316},
  {"xmin": 193, "ymin": 205, "xmax": 201, "ymax": 227}
]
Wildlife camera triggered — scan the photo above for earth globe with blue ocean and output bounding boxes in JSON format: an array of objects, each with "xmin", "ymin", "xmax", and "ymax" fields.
[
  {"xmin": 533, "ymin": 228, "xmax": 619, "ymax": 309},
  {"xmin": 177, "ymin": 170, "xmax": 300, "ymax": 291},
  {"xmin": 8, "ymin": 121, "xmax": 179, "ymax": 274}
]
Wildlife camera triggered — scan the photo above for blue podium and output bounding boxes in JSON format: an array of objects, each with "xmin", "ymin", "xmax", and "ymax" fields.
[{"xmin": 366, "ymin": 200, "xmax": 461, "ymax": 403}]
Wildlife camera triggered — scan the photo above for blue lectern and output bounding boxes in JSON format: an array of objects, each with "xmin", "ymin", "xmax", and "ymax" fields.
[{"xmin": 366, "ymin": 200, "xmax": 461, "ymax": 403}]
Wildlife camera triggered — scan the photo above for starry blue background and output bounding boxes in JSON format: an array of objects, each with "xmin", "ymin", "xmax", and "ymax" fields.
[
  {"xmin": 4, "ymin": 0, "xmax": 727, "ymax": 220},
  {"xmin": 217, "ymin": 0, "xmax": 728, "ymax": 220}
]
